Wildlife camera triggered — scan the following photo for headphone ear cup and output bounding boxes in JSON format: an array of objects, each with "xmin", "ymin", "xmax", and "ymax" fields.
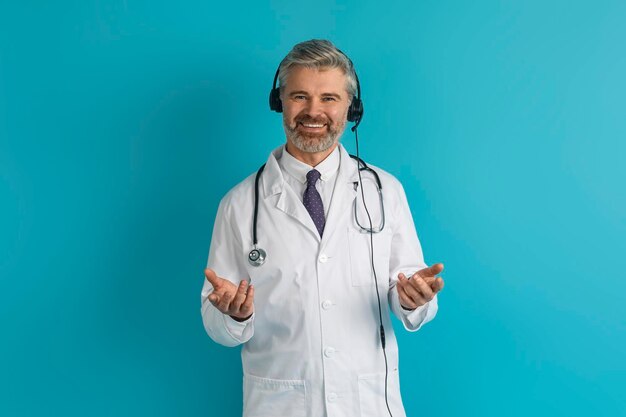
[
  {"xmin": 269, "ymin": 88, "xmax": 283, "ymax": 113},
  {"xmin": 347, "ymin": 97, "xmax": 363, "ymax": 123}
]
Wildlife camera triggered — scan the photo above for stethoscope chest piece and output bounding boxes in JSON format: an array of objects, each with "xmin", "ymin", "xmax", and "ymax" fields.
[{"xmin": 248, "ymin": 247, "xmax": 266, "ymax": 267}]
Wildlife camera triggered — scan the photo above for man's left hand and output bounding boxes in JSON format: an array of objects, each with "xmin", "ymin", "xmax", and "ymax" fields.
[{"xmin": 396, "ymin": 263, "xmax": 445, "ymax": 310}]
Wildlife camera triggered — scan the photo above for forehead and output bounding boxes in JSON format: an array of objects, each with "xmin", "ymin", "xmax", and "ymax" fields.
[{"xmin": 283, "ymin": 66, "xmax": 348, "ymax": 95}]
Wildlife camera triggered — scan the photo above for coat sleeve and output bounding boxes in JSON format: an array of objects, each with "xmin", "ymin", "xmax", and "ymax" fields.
[
  {"xmin": 386, "ymin": 179, "xmax": 439, "ymax": 332},
  {"xmin": 200, "ymin": 194, "xmax": 255, "ymax": 347}
]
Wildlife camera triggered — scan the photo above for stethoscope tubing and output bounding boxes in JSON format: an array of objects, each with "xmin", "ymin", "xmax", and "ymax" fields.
[{"xmin": 248, "ymin": 155, "xmax": 383, "ymax": 267}]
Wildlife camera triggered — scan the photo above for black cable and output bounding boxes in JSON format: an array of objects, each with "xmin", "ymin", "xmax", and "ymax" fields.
[
  {"xmin": 253, "ymin": 164, "xmax": 266, "ymax": 246},
  {"xmin": 354, "ymin": 127, "xmax": 393, "ymax": 417}
]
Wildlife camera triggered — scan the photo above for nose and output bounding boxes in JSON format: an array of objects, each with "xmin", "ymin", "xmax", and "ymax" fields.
[{"xmin": 303, "ymin": 97, "xmax": 324, "ymax": 117}]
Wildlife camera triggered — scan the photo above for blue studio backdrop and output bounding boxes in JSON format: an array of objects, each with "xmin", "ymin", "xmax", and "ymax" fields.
[{"xmin": 1, "ymin": 1, "xmax": 624, "ymax": 416}]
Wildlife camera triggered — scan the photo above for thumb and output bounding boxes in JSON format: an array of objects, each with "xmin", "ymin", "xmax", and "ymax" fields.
[
  {"xmin": 416, "ymin": 263, "xmax": 444, "ymax": 278},
  {"xmin": 204, "ymin": 268, "xmax": 223, "ymax": 288}
]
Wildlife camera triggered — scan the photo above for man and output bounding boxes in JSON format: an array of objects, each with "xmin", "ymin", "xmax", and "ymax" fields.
[{"xmin": 201, "ymin": 39, "xmax": 445, "ymax": 417}]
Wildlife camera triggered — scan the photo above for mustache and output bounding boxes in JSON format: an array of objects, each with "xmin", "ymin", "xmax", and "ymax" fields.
[{"xmin": 295, "ymin": 115, "xmax": 329, "ymax": 124}]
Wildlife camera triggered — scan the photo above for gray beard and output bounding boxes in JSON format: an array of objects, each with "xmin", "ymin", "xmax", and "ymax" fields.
[{"xmin": 283, "ymin": 120, "xmax": 346, "ymax": 153}]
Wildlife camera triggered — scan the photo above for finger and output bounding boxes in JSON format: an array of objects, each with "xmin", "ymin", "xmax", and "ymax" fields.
[
  {"xmin": 431, "ymin": 277, "xmax": 445, "ymax": 293},
  {"xmin": 422, "ymin": 276, "xmax": 436, "ymax": 285},
  {"xmin": 231, "ymin": 280, "xmax": 249, "ymax": 311},
  {"xmin": 411, "ymin": 276, "xmax": 435, "ymax": 301},
  {"xmin": 415, "ymin": 263, "xmax": 444, "ymax": 279},
  {"xmin": 401, "ymin": 276, "xmax": 428, "ymax": 306},
  {"xmin": 396, "ymin": 273, "xmax": 409, "ymax": 290},
  {"xmin": 207, "ymin": 281, "xmax": 227, "ymax": 304},
  {"xmin": 396, "ymin": 273, "xmax": 408, "ymax": 287},
  {"xmin": 402, "ymin": 276, "xmax": 424, "ymax": 302},
  {"xmin": 404, "ymin": 277, "xmax": 428, "ymax": 307},
  {"xmin": 397, "ymin": 284, "xmax": 417, "ymax": 310},
  {"xmin": 217, "ymin": 290, "xmax": 235, "ymax": 313},
  {"xmin": 204, "ymin": 268, "xmax": 223, "ymax": 289},
  {"xmin": 240, "ymin": 284, "xmax": 255, "ymax": 316},
  {"xmin": 208, "ymin": 293, "xmax": 219, "ymax": 304},
  {"xmin": 396, "ymin": 273, "xmax": 413, "ymax": 297}
]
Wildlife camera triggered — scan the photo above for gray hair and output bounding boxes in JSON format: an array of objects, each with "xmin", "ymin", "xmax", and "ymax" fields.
[{"xmin": 278, "ymin": 39, "xmax": 358, "ymax": 98}]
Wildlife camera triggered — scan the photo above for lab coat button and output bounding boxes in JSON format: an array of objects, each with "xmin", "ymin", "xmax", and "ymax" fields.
[
  {"xmin": 318, "ymin": 254, "xmax": 328, "ymax": 263},
  {"xmin": 321, "ymin": 300, "xmax": 332, "ymax": 310},
  {"xmin": 327, "ymin": 392, "xmax": 338, "ymax": 402},
  {"xmin": 324, "ymin": 347, "xmax": 335, "ymax": 358}
]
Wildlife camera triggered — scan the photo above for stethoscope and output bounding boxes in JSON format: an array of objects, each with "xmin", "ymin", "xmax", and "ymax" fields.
[{"xmin": 248, "ymin": 154, "xmax": 384, "ymax": 267}]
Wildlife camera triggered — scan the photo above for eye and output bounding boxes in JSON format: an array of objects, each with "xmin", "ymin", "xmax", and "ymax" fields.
[
  {"xmin": 322, "ymin": 97, "xmax": 337, "ymax": 102},
  {"xmin": 293, "ymin": 95, "xmax": 307, "ymax": 100}
]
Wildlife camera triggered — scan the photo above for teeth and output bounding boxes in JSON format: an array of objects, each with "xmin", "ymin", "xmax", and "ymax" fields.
[{"xmin": 302, "ymin": 123, "xmax": 324, "ymax": 128}]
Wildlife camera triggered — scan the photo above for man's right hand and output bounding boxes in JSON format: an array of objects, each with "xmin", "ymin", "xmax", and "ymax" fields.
[{"xmin": 204, "ymin": 268, "xmax": 255, "ymax": 322}]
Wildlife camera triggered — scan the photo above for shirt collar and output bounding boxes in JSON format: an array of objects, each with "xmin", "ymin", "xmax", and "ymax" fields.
[{"xmin": 278, "ymin": 144, "xmax": 340, "ymax": 184}]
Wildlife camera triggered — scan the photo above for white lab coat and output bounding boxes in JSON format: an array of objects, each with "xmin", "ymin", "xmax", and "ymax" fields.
[{"xmin": 201, "ymin": 144, "xmax": 438, "ymax": 417}]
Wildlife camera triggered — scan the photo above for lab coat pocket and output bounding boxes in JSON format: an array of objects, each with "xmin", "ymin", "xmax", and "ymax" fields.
[
  {"xmin": 347, "ymin": 227, "xmax": 392, "ymax": 287},
  {"xmin": 243, "ymin": 373, "xmax": 306, "ymax": 417},
  {"xmin": 357, "ymin": 370, "xmax": 405, "ymax": 417}
]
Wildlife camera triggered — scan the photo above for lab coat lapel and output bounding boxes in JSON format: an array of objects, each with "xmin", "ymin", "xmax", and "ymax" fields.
[
  {"xmin": 262, "ymin": 146, "xmax": 321, "ymax": 242},
  {"xmin": 320, "ymin": 145, "xmax": 358, "ymax": 247}
]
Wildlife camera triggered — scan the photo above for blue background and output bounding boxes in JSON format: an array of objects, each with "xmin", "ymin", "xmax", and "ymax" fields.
[{"xmin": 1, "ymin": 1, "xmax": 625, "ymax": 416}]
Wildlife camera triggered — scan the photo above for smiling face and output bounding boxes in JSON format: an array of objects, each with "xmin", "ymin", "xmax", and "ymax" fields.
[{"xmin": 281, "ymin": 66, "xmax": 351, "ymax": 163}]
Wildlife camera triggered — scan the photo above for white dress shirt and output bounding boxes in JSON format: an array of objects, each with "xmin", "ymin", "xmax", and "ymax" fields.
[{"xmin": 277, "ymin": 144, "xmax": 340, "ymax": 217}]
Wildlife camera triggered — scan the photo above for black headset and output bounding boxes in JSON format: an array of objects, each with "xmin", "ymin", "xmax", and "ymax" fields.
[{"xmin": 268, "ymin": 52, "xmax": 364, "ymax": 129}]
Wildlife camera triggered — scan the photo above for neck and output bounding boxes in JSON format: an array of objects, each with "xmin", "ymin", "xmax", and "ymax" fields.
[{"xmin": 285, "ymin": 141, "xmax": 338, "ymax": 167}]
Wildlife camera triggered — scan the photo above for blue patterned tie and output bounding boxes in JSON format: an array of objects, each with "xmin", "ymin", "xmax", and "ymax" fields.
[{"xmin": 303, "ymin": 169, "xmax": 325, "ymax": 237}]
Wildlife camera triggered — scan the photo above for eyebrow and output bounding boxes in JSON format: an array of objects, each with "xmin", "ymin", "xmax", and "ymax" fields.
[{"xmin": 288, "ymin": 91, "xmax": 343, "ymax": 99}]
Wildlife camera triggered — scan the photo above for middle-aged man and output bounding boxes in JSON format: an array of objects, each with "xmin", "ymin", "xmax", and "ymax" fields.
[{"xmin": 201, "ymin": 39, "xmax": 445, "ymax": 417}]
